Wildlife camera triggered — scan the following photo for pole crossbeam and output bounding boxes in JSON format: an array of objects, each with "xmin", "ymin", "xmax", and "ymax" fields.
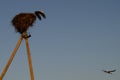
[{"xmin": 0, "ymin": 34, "xmax": 34, "ymax": 80}]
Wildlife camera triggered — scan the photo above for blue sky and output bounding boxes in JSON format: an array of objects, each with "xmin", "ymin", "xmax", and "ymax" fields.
[{"xmin": 0, "ymin": 0, "xmax": 120, "ymax": 80}]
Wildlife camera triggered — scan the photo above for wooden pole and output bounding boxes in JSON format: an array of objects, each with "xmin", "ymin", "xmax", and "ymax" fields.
[
  {"xmin": 0, "ymin": 76, "xmax": 2, "ymax": 80},
  {"xmin": 0, "ymin": 36, "xmax": 23, "ymax": 79},
  {"xmin": 25, "ymin": 38, "xmax": 34, "ymax": 80}
]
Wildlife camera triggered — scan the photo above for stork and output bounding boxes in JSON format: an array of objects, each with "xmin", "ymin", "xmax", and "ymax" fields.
[{"xmin": 102, "ymin": 69, "xmax": 116, "ymax": 74}]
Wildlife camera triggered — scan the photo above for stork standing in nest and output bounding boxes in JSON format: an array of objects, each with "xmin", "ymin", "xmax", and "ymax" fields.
[
  {"xmin": 0, "ymin": 11, "xmax": 46, "ymax": 80},
  {"xmin": 12, "ymin": 11, "xmax": 46, "ymax": 37}
]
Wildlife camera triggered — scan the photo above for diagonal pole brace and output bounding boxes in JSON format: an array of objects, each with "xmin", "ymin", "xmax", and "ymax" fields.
[
  {"xmin": 25, "ymin": 38, "xmax": 34, "ymax": 80},
  {"xmin": 0, "ymin": 32, "xmax": 34, "ymax": 80},
  {"xmin": 0, "ymin": 36, "xmax": 23, "ymax": 80}
]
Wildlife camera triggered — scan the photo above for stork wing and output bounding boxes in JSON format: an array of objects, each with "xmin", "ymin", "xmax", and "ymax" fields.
[
  {"xmin": 35, "ymin": 11, "xmax": 46, "ymax": 20},
  {"xmin": 39, "ymin": 11, "xmax": 46, "ymax": 18},
  {"xmin": 109, "ymin": 70, "xmax": 116, "ymax": 72}
]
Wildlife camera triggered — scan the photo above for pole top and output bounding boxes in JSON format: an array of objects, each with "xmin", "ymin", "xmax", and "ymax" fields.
[{"xmin": 21, "ymin": 32, "xmax": 31, "ymax": 39}]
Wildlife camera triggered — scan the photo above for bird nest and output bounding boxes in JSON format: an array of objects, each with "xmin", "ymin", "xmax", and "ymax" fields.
[{"xmin": 12, "ymin": 13, "xmax": 36, "ymax": 34}]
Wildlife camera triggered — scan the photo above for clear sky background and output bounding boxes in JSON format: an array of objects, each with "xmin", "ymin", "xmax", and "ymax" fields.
[{"xmin": 0, "ymin": 0, "xmax": 120, "ymax": 80}]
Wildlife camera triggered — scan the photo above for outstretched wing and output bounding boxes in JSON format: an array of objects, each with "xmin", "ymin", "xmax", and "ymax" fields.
[{"xmin": 109, "ymin": 70, "xmax": 116, "ymax": 72}]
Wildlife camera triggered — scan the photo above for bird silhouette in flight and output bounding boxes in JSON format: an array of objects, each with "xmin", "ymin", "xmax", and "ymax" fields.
[{"xmin": 102, "ymin": 69, "xmax": 116, "ymax": 74}]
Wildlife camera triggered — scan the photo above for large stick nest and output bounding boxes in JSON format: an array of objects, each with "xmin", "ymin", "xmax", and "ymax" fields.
[
  {"xmin": 12, "ymin": 11, "xmax": 46, "ymax": 34},
  {"xmin": 12, "ymin": 13, "xmax": 36, "ymax": 34}
]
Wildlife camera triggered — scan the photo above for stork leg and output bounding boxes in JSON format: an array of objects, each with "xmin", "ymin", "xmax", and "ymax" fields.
[
  {"xmin": 0, "ymin": 36, "xmax": 23, "ymax": 80},
  {"xmin": 25, "ymin": 38, "xmax": 34, "ymax": 80}
]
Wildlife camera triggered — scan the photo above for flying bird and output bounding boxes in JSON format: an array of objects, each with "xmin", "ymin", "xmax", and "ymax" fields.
[
  {"xmin": 12, "ymin": 11, "xmax": 46, "ymax": 34},
  {"xmin": 102, "ymin": 70, "xmax": 116, "ymax": 74}
]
